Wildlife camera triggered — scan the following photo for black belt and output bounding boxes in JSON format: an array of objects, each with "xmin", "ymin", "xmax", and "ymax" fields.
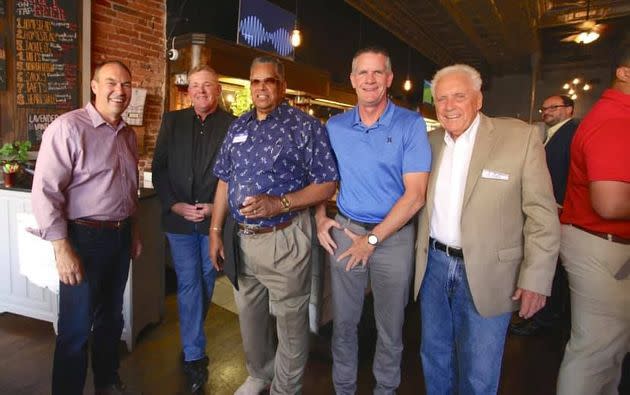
[
  {"xmin": 430, "ymin": 237, "xmax": 464, "ymax": 259},
  {"xmin": 338, "ymin": 213, "xmax": 379, "ymax": 230},
  {"xmin": 71, "ymin": 217, "xmax": 131, "ymax": 230}
]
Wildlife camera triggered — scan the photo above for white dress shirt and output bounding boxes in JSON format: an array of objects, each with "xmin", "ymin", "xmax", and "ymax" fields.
[
  {"xmin": 429, "ymin": 114, "xmax": 481, "ymax": 247},
  {"xmin": 544, "ymin": 117, "xmax": 571, "ymax": 145}
]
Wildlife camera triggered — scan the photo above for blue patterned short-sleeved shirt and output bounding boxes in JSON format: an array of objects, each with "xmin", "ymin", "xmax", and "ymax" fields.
[{"xmin": 214, "ymin": 102, "xmax": 339, "ymax": 226}]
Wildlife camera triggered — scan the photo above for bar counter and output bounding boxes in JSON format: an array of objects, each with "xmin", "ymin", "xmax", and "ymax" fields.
[{"xmin": 0, "ymin": 179, "xmax": 165, "ymax": 351}]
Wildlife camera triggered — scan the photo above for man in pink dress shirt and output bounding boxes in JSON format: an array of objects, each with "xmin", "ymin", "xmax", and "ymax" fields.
[{"xmin": 31, "ymin": 60, "xmax": 142, "ymax": 395}]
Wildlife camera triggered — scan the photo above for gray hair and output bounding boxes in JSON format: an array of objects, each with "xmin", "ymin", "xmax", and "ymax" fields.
[
  {"xmin": 430, "ymin": 64, "xmax": 482, "ymax": 98},
  {"xmin": 251, "ymin": 56, "xmax": 285, "ymax": 81},
  {"xmin": 351, "ymin": 46, "xmax": 392, "ymax": 73}
]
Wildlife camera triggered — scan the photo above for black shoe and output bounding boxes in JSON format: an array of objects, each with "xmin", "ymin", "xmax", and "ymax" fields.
[
  {"xmin": 183, "ymin": 356, "xmax": 209, "ymax": 393},
  {"xmin": 509, "ymin": 319, "xmax": 548, "ymax": 336}
]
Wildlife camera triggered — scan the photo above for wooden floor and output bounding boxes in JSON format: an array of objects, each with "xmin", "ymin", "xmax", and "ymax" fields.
[{"xmin": 0, "ymin": 271, "xmax": 626, "ymax": 395}]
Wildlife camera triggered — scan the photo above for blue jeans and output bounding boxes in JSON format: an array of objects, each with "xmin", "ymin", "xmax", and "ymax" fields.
[
  {"xmin": 166, "ymin": 232, "xmax": 216, "ymax": 362},
  {"xmin": 52, "ymin": 221, "xmax": 131, "ymax": 395},
  {"xmin": 419, "ymin": 247, "xmax": 511, "ymax": 395}
]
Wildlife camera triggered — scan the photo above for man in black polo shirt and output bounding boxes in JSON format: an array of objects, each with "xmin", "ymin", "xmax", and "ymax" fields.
[{"xmin": 152, "ymin": 65, "xmax": 235, "ymax": 392}]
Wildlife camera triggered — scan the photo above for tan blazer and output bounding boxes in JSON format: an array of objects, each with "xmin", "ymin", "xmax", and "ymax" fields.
[{"xmin": 414, "ymin": 113, "xmax": 560, "ymax": 317}]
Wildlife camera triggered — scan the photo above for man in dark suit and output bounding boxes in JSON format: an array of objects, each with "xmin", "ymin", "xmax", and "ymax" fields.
[
  {"xmin": 510, "ymin": 94, "xmax": 578, "ymax": 336},
  {"xmin": 152, "ymin": 65, "xmax": 234, "ymax": 392}
]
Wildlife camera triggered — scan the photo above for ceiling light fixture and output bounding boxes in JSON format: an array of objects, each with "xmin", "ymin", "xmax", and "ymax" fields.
[
  {"xmin": 403, "ymin": 46, "xmax": 412, "ymax": 92},
  {"xmin": 573, "ymin": 0, "xmax": 600, "ymax": 45},
  {"xmin": 583, "ymin": 83, "xmax": 591, "ymax": 91},
  {"xmin": 575, "ymin": 31, "xmax": 599, "ymax": 44},
  {"xmin": 290, "ymin": 0, "xmax": 302, "ymax": 48}
]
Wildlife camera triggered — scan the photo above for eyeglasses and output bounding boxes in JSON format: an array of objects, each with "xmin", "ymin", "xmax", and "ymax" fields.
[
  {"xmin": 538, "ymin": 105, "xmax": 570, "ymax": 113},
  {"xmin": 250, "ymin": 77, "xmax": 280, "ymax": 88}
]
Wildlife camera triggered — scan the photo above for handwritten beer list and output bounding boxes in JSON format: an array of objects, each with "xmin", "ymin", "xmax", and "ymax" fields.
[{"xmin": 15, "ymin": 0, "xmax": 78, "ymax": 109}]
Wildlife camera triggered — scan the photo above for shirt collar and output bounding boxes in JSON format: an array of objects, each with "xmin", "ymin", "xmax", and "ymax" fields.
[
  {"xmin": 244, "ymin": 101, "xmax": 289, "ymax": 124},
  {"xmin": 443, "ymin": 113, "xmax": 480, "ymax": 146},
  {"xmin": 85, "ymin": 102, "xmax": 128, "ymax": 132},
  {"xmin": 546, "ymin": 117, "xmax": 571, "ymax": 138},
  {"xmin": 352, "ymin": 100, "xmax": 394, "ymax": 128}
]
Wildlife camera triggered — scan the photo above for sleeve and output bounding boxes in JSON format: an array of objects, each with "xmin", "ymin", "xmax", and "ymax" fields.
[
  {"xmin": 151, "ymin": 112, "xmax": 178, "ymax": 210},
  {"xmin": 304, "ymin": 120, "xmax": 339, "ymax": 184},
  {"xmin": 583, "ymin": 119, "xmax": 630, "ymax": 182},
  {"xmin": 30, "ymin": 118, "xmax": 77, "ymax": 241},
  {"xmin": 517, "ymin": 125, "xmax": 561, "ymax": 295},
  {"xmin": 402, "ymin": 116, "xmax": 432, "ymax": 173},
  {"xmin": 212, "ymin": 122, "xmax": 234, "ymax": 182}
]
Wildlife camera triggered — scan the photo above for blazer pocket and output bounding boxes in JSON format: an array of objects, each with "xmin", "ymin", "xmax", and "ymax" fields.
[{"xmin": 498, "ymin": 246, "xmax": 523, "ymax": 263}]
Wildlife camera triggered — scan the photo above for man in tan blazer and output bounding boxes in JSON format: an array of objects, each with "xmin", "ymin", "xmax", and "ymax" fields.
[{"xmin": 414, "ymin": 64, "xmax": 560, "ymax": 395}]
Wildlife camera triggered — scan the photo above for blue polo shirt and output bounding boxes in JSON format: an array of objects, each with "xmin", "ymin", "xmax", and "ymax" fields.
[
  {"xmin": 214, "ymin": 102, "xmax": 338, "ymax": 226},
  {"xmin": 326, "ymin": 100, "xmax": 431, "ymax": 223}
]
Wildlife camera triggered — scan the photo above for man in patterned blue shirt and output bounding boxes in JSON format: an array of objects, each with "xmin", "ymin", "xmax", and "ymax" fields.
[
  {"xmin": 316, "ymin": 46, "xmax": 431, "ymax": 394},
  {"xmin": 210, "ymin": 56, "xmax": 338, "ymax": 395}
]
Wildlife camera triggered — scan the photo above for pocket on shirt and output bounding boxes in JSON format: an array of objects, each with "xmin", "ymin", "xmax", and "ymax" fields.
[{"xmin": 498, "ymin": 246, "xmax": 523, "ymax": 263}]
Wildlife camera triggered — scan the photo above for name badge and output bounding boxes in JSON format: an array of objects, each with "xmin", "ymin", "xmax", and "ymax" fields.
[
  {"xmin": 481, "ymin": 169, "xmax": 509, "ymax": 181},
  {"xmin": 233, "ymin": 133, "xmax": 248, "ymax": 143}
]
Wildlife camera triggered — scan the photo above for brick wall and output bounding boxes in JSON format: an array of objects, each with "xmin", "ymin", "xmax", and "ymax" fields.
[{"xmin": 92, "ymin": 0, "xmax": 166, "ymax": 170}]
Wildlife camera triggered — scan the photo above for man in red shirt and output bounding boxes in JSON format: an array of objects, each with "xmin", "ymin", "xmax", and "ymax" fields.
[{"xmin": 556, "ymin": 43, "xmax": 630, "ymax": 395}]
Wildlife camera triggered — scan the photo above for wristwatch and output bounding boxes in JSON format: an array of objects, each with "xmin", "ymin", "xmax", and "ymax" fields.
[
  {"xmin": 367, "ymin": 233, "xmax": 379, "ymax": 246},
  {"xmin": 280, "ymin": 195, "xmax": 291, "ymax": 212}
]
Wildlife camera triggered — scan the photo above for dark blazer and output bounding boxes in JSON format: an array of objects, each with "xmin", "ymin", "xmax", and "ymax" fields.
[
  {"xmin": 545, "ymin": 118, "xmax": 579, "ymax": 205},
  {"xmin": 152, "ymin": 107, "xmax": 234, "ymax": 234}
]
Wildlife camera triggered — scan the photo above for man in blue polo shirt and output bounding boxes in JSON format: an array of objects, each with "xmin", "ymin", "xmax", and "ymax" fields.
[
  {"xmin": 316, "ymin": 46, "xmax": 431, "ymax": 394},
  {"xmin": 210, "ymin": 56, "xmax": 338, "ymax": 395}
]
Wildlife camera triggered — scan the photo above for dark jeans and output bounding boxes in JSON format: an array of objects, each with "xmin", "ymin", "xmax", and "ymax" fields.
[{"xmin": 52, "ymin": 221, "xmax": 131, "ymax": 395}]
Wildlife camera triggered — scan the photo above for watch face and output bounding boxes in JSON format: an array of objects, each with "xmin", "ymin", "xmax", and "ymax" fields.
[{"xmin": 368, "ymin": 234, "xmax": 378, "ymax": 245}]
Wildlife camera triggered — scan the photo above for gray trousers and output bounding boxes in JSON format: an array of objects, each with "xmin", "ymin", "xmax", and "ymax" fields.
[
  {"xmin": 234, "ymin": 210, "xmax": 312, "ymax": 395},
  {"xmin": 330, "ymin": 214, "xmax": 415, "ymax": 395}
]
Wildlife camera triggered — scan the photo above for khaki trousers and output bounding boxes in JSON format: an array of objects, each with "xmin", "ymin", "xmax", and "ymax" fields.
[
  {"xmin": 234, "ymin": 210, "xmax": 312, "ymax": 395},
  {"xmin": 557, "ymin": 225, "xmax": 630, "ymax": 395}
]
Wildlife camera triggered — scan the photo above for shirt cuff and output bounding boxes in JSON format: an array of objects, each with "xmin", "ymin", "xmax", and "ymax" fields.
[{"xmin": 27, "ymin": 222, "xmax": 68, "ymax": 241}]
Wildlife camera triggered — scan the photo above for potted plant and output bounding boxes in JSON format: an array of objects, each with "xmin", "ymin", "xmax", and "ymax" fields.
[{"xmin": 0, "ymin": 140, "xmax": 31, "ymax": 188}]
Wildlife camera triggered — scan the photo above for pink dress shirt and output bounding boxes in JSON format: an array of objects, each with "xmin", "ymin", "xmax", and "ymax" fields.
[{"xmin": 30, "ymin": 103, "xmax": 138, "ymax": 241}]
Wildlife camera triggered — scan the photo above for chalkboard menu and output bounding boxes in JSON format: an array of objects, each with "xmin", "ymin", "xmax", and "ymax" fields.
[{"xmin": 14, "ymin": 0, "xmax": 79, "ymax": 110}]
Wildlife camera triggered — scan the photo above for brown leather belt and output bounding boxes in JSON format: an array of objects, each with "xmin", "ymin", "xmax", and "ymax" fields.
[
  {"xmin": 571, "ymin": 224, "xmax": 630, "ymax": 245},
  {"xmin": 71, "ymin": 217, "xmax": 131, "ymax": 230},
  {"xmin": 239, "ymin": 219, "xmax": 292, "ymax": 235}
]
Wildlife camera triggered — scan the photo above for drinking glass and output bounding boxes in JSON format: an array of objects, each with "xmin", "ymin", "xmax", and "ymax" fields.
[{"xmin": 234, "ymin": 181, "xmax": 256, "ymax": 235}]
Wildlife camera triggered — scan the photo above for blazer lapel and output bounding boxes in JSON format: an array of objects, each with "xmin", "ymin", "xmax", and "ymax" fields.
[{"xmin": 462, "ymin": 113, "xmax": 497, "ymax": 209}]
